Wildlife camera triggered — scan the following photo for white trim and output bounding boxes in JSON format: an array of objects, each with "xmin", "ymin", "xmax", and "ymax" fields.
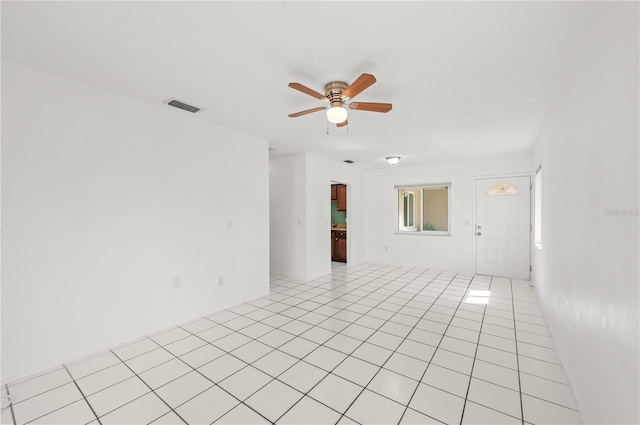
[
  {"xmin": 394, "ymin": 182, "xmax": 451, "ymax": 189},
  {"xmin": 534, "ymin": 165, "xmax": 543, "ymax": 251},
  {"xmin": 394, "ymin": 231, "xmax": 450, "ymax": 236}
]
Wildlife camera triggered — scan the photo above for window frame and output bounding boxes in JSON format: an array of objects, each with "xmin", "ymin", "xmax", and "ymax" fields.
[
  {"xmin": 395, "ymin": 183, "xmax": 452, "ymax": 236},
  {"xmin": 402, "ymin": 191, "xmax": 417, "ymax": 231}
]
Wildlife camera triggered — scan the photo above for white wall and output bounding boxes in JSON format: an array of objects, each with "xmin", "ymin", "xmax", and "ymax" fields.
[
  {"xmin": 269, "ymin": 153, "xmax": 366, "ymax": 281},
  {"xmin": 1, "ymin": 60, "xmax": 270, "ymax": 383},
  {"xmin": 365, "ymin": 155, "xmax": 531, "ymax": 273},
  {"xmin": 531, "ymin": 3, "xmax": 639, "ymax": 424},
  {"xmin": 269, "ymin": 154, "xmax": 307, "ymax": 280}
]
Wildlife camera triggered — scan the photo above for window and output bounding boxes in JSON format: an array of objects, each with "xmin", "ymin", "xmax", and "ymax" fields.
[
  {"xmin": 397, "ymin": 184, "xmax": 451, "ymax": 235},
  {"xmin": 535, "ymin": 165, "xmax": 542, "ymax": 249},
  {"xmin": 487, "ymin": 183, "xmax": 518, "ymax": 195}
]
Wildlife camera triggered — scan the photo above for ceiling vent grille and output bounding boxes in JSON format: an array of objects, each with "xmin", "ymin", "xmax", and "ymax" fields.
[{"xmin": 168, "ymin": 99, "xmax": 200, "ymax": 113}]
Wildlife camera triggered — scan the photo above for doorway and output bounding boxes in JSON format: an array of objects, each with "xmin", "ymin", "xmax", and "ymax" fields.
[
  {"xmin": 475, "ymin": 176, "xmax": 531, "ymax": 279},
  {"xmin": 330, "ymin": 182, "xmax": 347, "ymax": 263}
]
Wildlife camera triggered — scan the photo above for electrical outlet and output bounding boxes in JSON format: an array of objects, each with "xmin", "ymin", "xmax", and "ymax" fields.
[
  {"xmin": 218, "ymin": 276, "xmax": 224, "ymax": 286},
  {"xmin": 172, "ymin": 276, "xmax": 181, "ymax": 288},
  {"xmin": 385, "ymin": 246, "xmax": 388, "ymax": 251},
  {"xmin": 226, "ymin": 220, "xmax": 232, "ymax": 230}
]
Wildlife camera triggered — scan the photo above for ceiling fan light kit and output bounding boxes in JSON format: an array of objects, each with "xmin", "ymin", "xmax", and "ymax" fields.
[
  {"xmin": 288, "ymin": 73, "xmax": 392, "ymax": 126},
  {"xmin": 326, "ymin": 106, "xmax": 348, "ymax": 124},
  {"xmin": 386, "ymin": 156, "xmax": 401, "ymax": 165}
]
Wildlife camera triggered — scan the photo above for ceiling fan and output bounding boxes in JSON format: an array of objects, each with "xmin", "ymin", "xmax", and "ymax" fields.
[{"xmin": 288, "ymin": 73, "xmax": 392, "ymax": 127}]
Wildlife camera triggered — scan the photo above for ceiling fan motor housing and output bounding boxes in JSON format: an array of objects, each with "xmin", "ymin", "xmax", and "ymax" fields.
[{"xmin": 325, "ymin": 81, "xmax": 348, "ymax": 107}]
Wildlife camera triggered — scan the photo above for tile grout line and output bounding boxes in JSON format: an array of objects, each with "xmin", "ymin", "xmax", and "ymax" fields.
[
  {"xmin": 15, "ymin": 367, "xmax": 101, "ymax": 425},
  {"xmin": 355, "ymin": 274, "xmax": 472, "ymax": 424},
  {"xmin": 271, "ymin": 267, "xmax": 447, "ymax": 423},
  {"xmin": 3, "ymin": 367, "xmax": 69, "ymax": 393},
  {"xmin": 148, "ymin": 281, "xmax": 369, "ymax": 423},
  {"xmin": 64, "ymin": 365, "xmax": 102, "ymax": 425},
  {"xmin": 452, "ymin": 281, "xmax": 529, "ymax": 422},
  {"xmin": 327, "ymin": 271, "xmax": 463, "ymax": 424},
  {"xmin": 276, "ymin": 268, "xmax": 552, "ymax": 416},
  {"xmin": 6, "ymin": 384, "xmax": 16, "ymax": 425},
  {"xmin": 165, "ymin": 326, "xmax": 292, "ymax": 423},
  {"xmin": 65, "ymin": 344, "xmax": 162, "ymax": 384},
  {"xmin": 135, "ymin": 338, "xmax": 273, "ymax": 425},
  {"xmin": 284, "ymin": 272, "xmax": 430, "ymax": 420},
  {"xmin": 106, "ymin": 348, "xmax": 191, "ymax": 425},
  {"xmin": 4, "ymin": 369, "xmax": 105, "ymax": 419},
  {"xmin": 262, "ymin": 265, "xmax": 428, "ymax": 421},
  {"xmin": 458, "ymin": 276, "xmax": 493, "ymax": 424},
  {"xmin": 510, "ymin": 278, "xmax": 526, "ymax": 425},
  {"xmin": 4, "ymin": 373, "xmax": 82, "ymax": 408},
  {"xmin": 397, "ymin": 274, "xmax": 492, "ymax": 424},
  {"xmin": 251, "ymin": 269, "xmax": 572, "ymax": 422},
  {"xmin": 271, "ymin": 266, "xmax": 438, "ymax": 423}
]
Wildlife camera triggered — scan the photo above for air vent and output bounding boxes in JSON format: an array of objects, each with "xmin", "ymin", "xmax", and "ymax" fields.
[
  {"xmin": 168, "ymin": 100, "xmax": 200, "ymax": 113},
  {"xmin": 344, "ymin": 160, "xmax": 354, "ymax": 164}
]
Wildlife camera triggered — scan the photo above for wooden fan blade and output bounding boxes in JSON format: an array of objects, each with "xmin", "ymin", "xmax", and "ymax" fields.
[
  {"xmin": 288, "ymin": 106, "xmax": 326, "ymax": 118},
  {"xmin": 342, "ymin": 73, "xmax": 376, "ymax": 100},
  {"xmin": 336, "ymin": 119, "xmax": 348, "ymax": 128},
  {"xmin": 348, "ymin": 102, "xmax": 392, "ymax": 113},
  {"xmin": 288, "ymin": 83, "xmax": 328, "ymax": 101}
]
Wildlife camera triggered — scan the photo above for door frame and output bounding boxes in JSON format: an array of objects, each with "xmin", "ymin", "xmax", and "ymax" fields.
[
  {"xmin": 472, "ymin": 173, "xmax": 532, "ymax": 279},
  {"xmin": 330, "ymin": 180, "xmax": 349, "ymax": 264}
]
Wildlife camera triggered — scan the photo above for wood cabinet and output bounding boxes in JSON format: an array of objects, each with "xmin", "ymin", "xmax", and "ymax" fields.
[
  {"xmin": 331, "ymin": 230, "xmax": 347, "ymax": 262},
  {"xmin": 336, "ymin": 233, "xmax": 347, "ymax": 262},
  {"xmin": 331, "ymin": 183, "xmax": 347, "ymax": 262},
  {"xmin": 336, "ymin": 184, "xmax": 347, "ymax": 211}
]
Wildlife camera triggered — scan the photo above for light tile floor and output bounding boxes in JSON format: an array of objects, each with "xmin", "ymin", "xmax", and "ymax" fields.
[{"xmin": 2, "ymin": 263, "xmax": 582, "ymax": 424}]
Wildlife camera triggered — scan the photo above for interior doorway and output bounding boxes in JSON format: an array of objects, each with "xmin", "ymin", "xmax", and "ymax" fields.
[
  {"xmin": 475, "ymin": 175, "xmax": 531, "ymax": 279},
  {"xmin": 330, "ymin": 182, "xmax": 348, "ymax": 263}
]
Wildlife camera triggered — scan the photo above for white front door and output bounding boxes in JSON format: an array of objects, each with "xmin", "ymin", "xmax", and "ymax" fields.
[{"xmin": 475, "ymin": 176, "xmax": 531, "ymax": 279}]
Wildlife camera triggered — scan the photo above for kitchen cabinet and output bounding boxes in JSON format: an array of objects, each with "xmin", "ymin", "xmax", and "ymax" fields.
[
  {"xmin": 336, "ymin": 184, "xmax": 347, "ymax": 211},
  {"xmin": 331, "ymin": 185, "xmax": 337, "ymax": 201},
  {"xmin": 331, "ymin": 230, "xmax": 347, "ymax": 262}
]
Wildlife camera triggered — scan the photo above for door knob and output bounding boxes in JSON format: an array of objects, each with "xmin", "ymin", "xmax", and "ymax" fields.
[
  {"xmin": 476, "ymin": 225, "xmax": 482, "ymax": 229},
  {"xmin": 476, "ymin": 232, "xmax": 482, "ymax": 236}
]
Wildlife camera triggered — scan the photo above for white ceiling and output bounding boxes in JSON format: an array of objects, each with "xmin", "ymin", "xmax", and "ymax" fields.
[{"xmin": 1, "ymin": 1, "xmax": 595, "ymax": 169}]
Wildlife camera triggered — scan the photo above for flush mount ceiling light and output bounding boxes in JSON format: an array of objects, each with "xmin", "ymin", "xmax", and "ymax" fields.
[{"xmin": 386, "ymin": 156, "xmax": 401, "ymax": 165}]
